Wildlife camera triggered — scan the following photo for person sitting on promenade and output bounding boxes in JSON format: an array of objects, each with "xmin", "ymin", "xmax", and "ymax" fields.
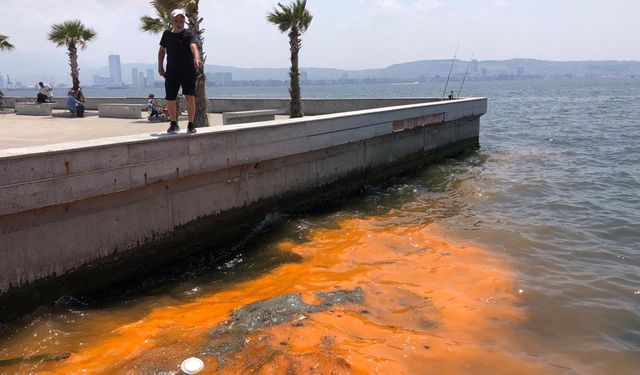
[
  {"xmin": 448, "ymin": 91, "xmax": 455, "ymax": 100},
  {"xmin": 147, "ymin": 93, "xmax": 162, "ymax": 122},
  {"xmin": 66, "ymin": 90, "xmax": 85, "ymax": 117},
  {"xmin": 36, "ymin": 82, "xmax": 54, "ymax": 103}
]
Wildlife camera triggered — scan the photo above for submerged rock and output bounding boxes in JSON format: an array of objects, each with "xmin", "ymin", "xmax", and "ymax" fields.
[
  {"xmin": 204, "ymin": 287, "xmax": 363, "ymax": 368},
  {"xmin": 213, "ymin": 293, "xmax": 314, "ymax": 335},
  {"xmin": 317, "ymin": 287, "xmax": 364, "ymax": 306}
]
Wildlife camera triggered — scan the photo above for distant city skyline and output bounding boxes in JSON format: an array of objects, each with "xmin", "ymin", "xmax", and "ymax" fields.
[{"xmin": 3, "ymin": 56, "xmax": 638, "ymax": 90}]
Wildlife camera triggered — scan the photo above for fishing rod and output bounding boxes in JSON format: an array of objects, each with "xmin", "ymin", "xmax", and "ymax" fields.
[
  {"xmin": 457, "ymin": 52, "xmax": 475, "ymax": 98},
  {"xmin": 442, "ymin": 44, "xmax": 458, "ymax": 99}
]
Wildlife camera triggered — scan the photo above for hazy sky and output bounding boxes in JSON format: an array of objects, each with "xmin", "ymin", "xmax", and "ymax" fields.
[{"xmin": 1, "ymin": 0, "xmax": 639, "ymax": 75}]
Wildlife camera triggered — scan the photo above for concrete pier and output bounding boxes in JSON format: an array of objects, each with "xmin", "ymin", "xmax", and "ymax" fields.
[
  {"xmin": 0, "ymin": 97, "xmax": 486, "ymax": 316},
  {"xmin": 3, "ymin": 97, "xmax": 442, "ymax": 116}
]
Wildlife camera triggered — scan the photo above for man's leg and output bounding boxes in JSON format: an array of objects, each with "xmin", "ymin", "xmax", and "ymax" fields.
[
  {"xmin": 166, "ymin": 100, "xmax": 178, "ymax": 122},
  {"xmin": 182, "ymin": 75, "xmax": 197, "ymax": 133},
  {"xmin": 185, "ymin": 95, "xmax": 195, "ymax": 123},
  {"xmin": 164, "ymin": 75, "xmax": 181, "ymax": 133}
]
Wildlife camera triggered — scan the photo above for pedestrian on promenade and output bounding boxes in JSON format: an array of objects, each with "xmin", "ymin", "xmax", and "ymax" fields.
[
  {"xmin": 66, "ymin": 90, "xmax": 85, "ymax": 117},
  {"xmin": 157, "ymin": 8, "xmax": 201, "ymax": 134},
  {"xmin": 448, "ymin": 91, "xmax": 455, "ymax": 100},
  {"xmin": 147, "ymin": 93, "xmax": 163, "ymax": 122},
  {"xmin": 0, "ymin": 89, "xmax": 4, "ymax": 111},
  {"xmin": 36, "ymin": 82, "xmax": 53, "ymax": 103}
]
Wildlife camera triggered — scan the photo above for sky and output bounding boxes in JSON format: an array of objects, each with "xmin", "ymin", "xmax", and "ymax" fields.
[{"xmin": 0, "ymin": 0, "xmax": 639, "ymax": 78}]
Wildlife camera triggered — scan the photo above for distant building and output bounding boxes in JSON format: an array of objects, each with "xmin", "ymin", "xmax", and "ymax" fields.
[
  {"xmin": 132, "ymin": 68, "xmax": 139, "ymax": 87},
  {"xmin": 15, "ymin": 81, "xmax": 24, "ymax": 89},
  {"xmin": 471, "ymin": 59, "xmax": 479, "ymax": 74},
  {"xmin": 108, "ymin": 54, "xmax": 123, "ymax": 87},
  {"xmin": 139, "ymin": 72, "xmax": 146, "ymax": 87},
  {"xmin": 481, "ymin": 68, "xmax": 488, "ymax": 76},
  {"xmin": 300, "ymin": 71, "xmax": 308, "ymax": 80},
  {"xmin": 517, "ymin": 65, "xmax": 524, "ymax": 76},
  {"xmin": 0, "ymin": 73, "xmax": 4, "ymax": 89},
  {"xmin": 147, "ymin": 69, "xmax": 155, "ymax": 85},
  {"xmin": 93, "ymin": 75, "xmax": 110, "ymax": 86}
]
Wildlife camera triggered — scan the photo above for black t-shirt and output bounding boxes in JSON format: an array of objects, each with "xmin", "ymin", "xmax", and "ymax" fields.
[{"xmin": 160, "ymin": 29, "xmax": 197, "ymax": 75}]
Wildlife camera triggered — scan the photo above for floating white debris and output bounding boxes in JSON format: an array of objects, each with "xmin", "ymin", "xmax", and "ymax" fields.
[{"xmin": 180, "ymin": 357, "xmax": 204, "ymax": 374}]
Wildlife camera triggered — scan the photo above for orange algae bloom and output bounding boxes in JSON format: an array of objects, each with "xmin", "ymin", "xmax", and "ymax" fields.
[{"xmin": 10, "ymin": 218, "xmax": 559, "ymax": 374}]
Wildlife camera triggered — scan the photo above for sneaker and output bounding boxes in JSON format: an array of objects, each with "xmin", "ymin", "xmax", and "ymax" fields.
[
  {"xmin": 187, "ymin": 122, "xmax": 197, "ymax": 134},
  {"xmin": 167, "ymin": 121, "xmax": 180, "ymax": 133}
]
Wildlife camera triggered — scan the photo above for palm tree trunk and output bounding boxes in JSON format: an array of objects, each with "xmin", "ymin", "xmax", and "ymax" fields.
[
  {"xmin": 68, "ymin": 42, "xmax": 80, "ymax": 91},
  {"xmin": 188, "ymin": 8, "xmax": 209, "ymax": 128},
  {"xmin": 288, "ymin": 27, "xmax": 303, "ymax": 118},
  {"xmin": 194, "ymin": 62, "xmax": 209, "ymax": 127}
]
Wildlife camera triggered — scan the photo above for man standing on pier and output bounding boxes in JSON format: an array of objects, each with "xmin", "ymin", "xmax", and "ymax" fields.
[{"xmin": 158, "ymin": 8, "xmax": 201, "ymax": 134}]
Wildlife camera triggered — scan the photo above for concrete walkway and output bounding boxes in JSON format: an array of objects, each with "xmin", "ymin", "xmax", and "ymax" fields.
[{"xmin": 0, "ymin": 111, "xmax": 288, "ymax": 150}]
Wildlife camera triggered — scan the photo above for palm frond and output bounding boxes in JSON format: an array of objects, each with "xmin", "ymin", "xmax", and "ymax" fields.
[
  {"xmin": 0, "ymin": 34, "xmax": 15, "ymax": 51},
  {"xmin": 48, "ymin": 20, "xmax": 97, "ymax": 48},
  {"xmin": 267, "ymin": 0, "xmax": 313, "ymax": 34},
  {"xmin": 267, "ymin": 4, "xmax": 292, "ymax": 32},
  {"xmin": 294, "ymin": 0, "xmax": 313, "ymax": 32},
  {"xmin": 140, "ymin": 15, "xmax": 166, "ymax": 33}
]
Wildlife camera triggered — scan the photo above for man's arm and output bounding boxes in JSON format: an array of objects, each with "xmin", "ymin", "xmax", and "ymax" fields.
[
  {"xmin": 158, "ymin": 47, "xmax": 166, "ymax": 77},
  {"xmin": 190, "ymin": 43, "xmax": 201, "ymax": 71}
]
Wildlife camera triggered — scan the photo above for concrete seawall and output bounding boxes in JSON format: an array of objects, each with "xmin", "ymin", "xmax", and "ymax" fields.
[
  {"xmin": 0, "ymin": 98, "xmax": 486, "ymax": 315},
  {"xmin": 4, "ymin": 97, "xmax": 442, "ymax": 115}
]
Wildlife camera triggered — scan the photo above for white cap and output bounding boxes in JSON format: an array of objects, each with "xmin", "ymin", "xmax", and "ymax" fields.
[
  {"xmin": 171, "ymin": 8, "xmax": 188, "ymax": 19},
  {"xmin": 180, "ymin": 357, "xmax": 204, "ymax": 374}
]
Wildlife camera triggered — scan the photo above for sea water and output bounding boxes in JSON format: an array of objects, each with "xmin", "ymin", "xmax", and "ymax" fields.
[{"xmin": 0, "ymin": 79, "xmax": 638, "ymax": 373}]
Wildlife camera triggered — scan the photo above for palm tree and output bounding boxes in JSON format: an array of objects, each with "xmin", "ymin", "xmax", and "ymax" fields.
[
  {"xmin": 0, "ymin": 34, "xmax": 12, "ymax": 111},
  {"xmin": 267, "ymin": 0, "xmax": 313, "ymax": 118},
  {"xmin": 0, "ymin": 34, "xmax": 14, "ymax": 51},
  {"xmin": 141, "ymin": 0, "xmax": 209, "ymax": 127},
  {"xmin": 48, "ymin": 21, "xmax": 96, "ymax": 91}
]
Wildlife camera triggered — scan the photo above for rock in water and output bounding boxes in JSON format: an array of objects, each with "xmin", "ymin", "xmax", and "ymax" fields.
[{"xmin": 204, "ymin": 287, "xmax": 364, "ymax": 368}]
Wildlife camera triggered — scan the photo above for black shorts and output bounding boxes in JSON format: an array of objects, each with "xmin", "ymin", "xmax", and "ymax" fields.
[{"xmin": 164, "ymin": 72, "xmax": 196, "ymax": 100}]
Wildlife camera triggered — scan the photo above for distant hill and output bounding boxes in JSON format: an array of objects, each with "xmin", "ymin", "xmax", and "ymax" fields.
[
  {"xmin": 208, "ymin": 59, "xmax": 640, "ymax": 81},
  {"xmin": 87, "ymin": 59, "xmax": 640, "ymax": 83},
  {"xmin": 340, "ymin": 59, "xmax": 640, "ymax": 80}
]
